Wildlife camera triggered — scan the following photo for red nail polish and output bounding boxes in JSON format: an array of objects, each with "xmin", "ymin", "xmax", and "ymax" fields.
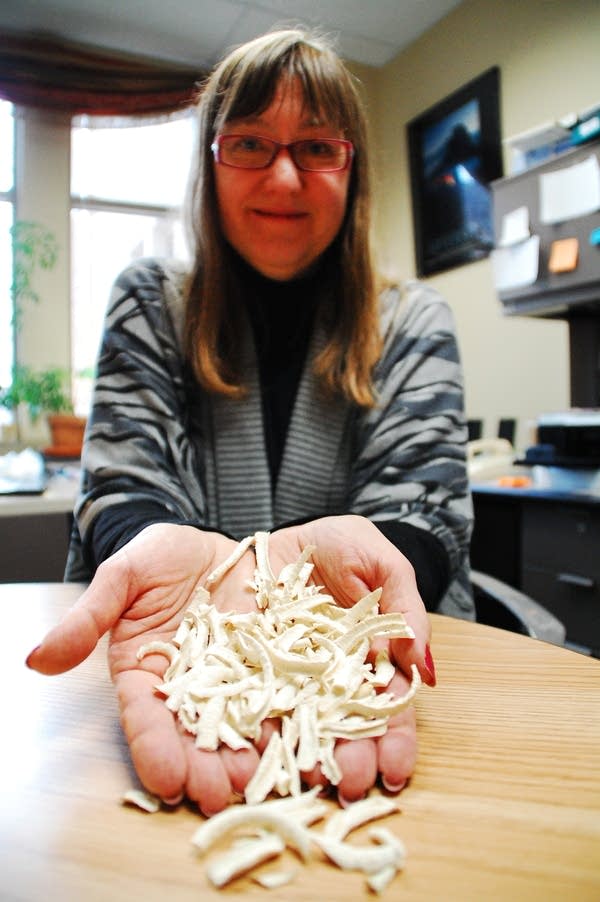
[
  {"xmin": 424, "ymin": 644, "xmax": 436, "ymax": 686},
  {"xmin": 25, "ymin": 645, "xmax": 42, "ymax": 669}
]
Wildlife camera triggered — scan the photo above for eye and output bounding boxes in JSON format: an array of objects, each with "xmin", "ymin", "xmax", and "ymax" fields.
[
  {"xmin": 230, "ymin": 135, "xmax": 267, "ymax": 153},
  {"xmin": 303, "ymin": 140, "xmax": 338, "ymax": 159}
]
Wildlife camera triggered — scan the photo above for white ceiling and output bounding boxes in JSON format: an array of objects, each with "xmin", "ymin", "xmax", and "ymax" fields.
[{"xmin": 0, "ymin": 0, "xmax": 463, "ymax": 69}]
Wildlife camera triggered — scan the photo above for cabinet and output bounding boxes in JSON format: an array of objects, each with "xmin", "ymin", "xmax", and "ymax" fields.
[
  {"xmin": 471, "ymin": 488, "xmax": 600, "ymax": 654},
  {"xmin": 491, "ymin": 139, "xmax": 600, "ymax": 407},
  {"xmin": 0, "ymin": 510, "xmax": 72, "ymax": 581},
  {"xmin": 483, "ymin": 140, "xmax": 600, "ymax": 650},
  {"xmin": 0, "ymin": 482, "xmax": 76, "ymax": 582},
  {"xmin": 520, "ymin": 503, "xmax": 600, "ymax": 650}
]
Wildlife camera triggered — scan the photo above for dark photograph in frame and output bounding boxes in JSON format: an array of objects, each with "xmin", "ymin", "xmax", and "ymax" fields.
[{"xmin": 407, "ymin": 66, "xmax": 502, "ymax": 277}]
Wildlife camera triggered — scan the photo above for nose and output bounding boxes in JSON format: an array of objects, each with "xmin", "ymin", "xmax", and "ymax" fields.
[{"xmin": 264, "ymin": 146, "xmax": 303, "ymax": 187}]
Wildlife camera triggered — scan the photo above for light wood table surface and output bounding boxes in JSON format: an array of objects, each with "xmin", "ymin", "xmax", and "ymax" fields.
[{"xmin": 2, "ymin": 582, "xmax": 599, "ymax": 901}]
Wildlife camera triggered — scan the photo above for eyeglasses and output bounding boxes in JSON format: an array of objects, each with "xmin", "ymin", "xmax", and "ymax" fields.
[{"xmin": 211, "ymin": 134, "xmax": 354, "ymax": 172}]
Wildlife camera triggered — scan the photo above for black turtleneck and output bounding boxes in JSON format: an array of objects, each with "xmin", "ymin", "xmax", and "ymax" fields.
[{"xmin": 238, "ymin": 257, "xmax": 321, "ymax": 483}]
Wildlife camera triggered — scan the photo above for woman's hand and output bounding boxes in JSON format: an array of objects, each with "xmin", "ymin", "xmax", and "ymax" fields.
[
  {"xmin": 26, "ymin": 523, "xmax": 262, "ymax": 815},
  {"xmin": 269, "ymin": 515, "xmax": 434, "ymax": 803},
  {"xmin": 26, "ymin": 516, "xmax": 434, "ymax": 812}
]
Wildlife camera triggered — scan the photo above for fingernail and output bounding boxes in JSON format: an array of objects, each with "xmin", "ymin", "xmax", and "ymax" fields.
[
  {"xmin": 382, "ymin": 777, "xmax": 407, "ymax": 793},
  {"xmin": 25, "ymin": 645, "xmax": 41, "ymax": 669},
  {"xmin": 338, "ymin": 792, "xmax": 366, "ymax": 808},
  {"xmin": 424, "ymin": 644, "xmax": 436, "ymax": 686},
  {"xmin": 315, "ymin": 782, "xmax": 331, "ymax": 798},
  {"xmin": 161, "ymin": 793, "xmax": 183, "ymax": 806}
]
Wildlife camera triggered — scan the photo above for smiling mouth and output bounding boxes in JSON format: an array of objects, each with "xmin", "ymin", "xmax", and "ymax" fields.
[{"xmin": 253, "ymin": 209, "xmax": 307, "ymax": 220}]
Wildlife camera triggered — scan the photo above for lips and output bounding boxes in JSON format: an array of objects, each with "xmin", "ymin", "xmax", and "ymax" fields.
[{"xmin": 252, "ymin": 208, "xmax": 308, "ymax": 220}]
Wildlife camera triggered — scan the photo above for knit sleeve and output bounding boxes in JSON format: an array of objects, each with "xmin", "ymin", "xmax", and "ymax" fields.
[
  {"xmin": 67, "ymin": 258, "xmax": 210, "ymax": 578},
  {"xmin": 349, "ymin": 282, "xmax": 473, "ymax": 591}
]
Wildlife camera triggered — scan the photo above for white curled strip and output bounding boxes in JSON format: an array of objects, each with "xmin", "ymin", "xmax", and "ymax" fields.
[
  {"xmin": 206, "ymin": 834, "xmax": 285, "ymax": 888},
  {"xmin": 138, "ymin": 532, "xmax": 420, "ymax": 808},
  {"xmin": 323, "ymin": 795, "xmax": 400, "ymax": 841},
  {"xmin": 122, "ymin": 788, "xmax": 161, "ymax": 813},
  {"xmin": 190, "ymin": 796, "xmax": 313, "ymax": 861},
  {"xmin": 188, "ymin": 788, "xmax": 405, "ymax": 893}
]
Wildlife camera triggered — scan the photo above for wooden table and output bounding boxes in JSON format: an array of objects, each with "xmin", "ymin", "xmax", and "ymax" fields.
[{"xmin": 2, "ymin": 583, "xmax": 599, "ymax": 900}]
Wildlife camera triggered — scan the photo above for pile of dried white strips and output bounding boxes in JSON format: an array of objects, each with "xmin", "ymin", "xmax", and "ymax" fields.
[{"xmin": 125, "ymin": 531, "xmax": 421, "ymax": 893}]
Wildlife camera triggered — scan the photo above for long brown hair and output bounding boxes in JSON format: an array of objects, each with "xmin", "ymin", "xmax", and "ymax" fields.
[{"xmin": 185, "ymin": 28, "xmax": 383, "ymax": 407}]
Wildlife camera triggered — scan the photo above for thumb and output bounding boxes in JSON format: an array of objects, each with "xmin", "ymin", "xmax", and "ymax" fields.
[
  {"xmin": 25, "ymin": 559, "xmax": 130, "ymax": 675},
  {"xmin": 375, "ymin": 562, "xmax": 434, "ymax": 688}
]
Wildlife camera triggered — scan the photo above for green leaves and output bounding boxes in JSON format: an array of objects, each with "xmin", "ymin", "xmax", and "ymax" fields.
[
  {"xmin": 10, "ymin": 220, "xmax": 59, "ymax": 327},
  {"xmin": 0, "ymin": 365, "xmax": 73, "ymax": 418}
]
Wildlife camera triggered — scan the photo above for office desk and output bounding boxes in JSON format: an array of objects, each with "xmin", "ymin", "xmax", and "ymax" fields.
[
  {"xmin": 471, "ymin": 465, "xmax": 600, "ymax": 653},
  {"xmin": 0, "ymin": 467, "xmax": 78, "ymax": 580},
  {"xmin": 2, "ymin": 583, "xmax": 599, "ymax": 901}
]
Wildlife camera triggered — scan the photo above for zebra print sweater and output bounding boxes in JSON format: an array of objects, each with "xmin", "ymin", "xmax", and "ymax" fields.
[{"xmin": 66, "ymin": 258, "xmax": 474, "ymax": 619}]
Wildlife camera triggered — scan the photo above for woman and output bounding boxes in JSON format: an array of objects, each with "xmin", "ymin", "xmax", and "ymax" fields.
[{"xmin": 27, "ymin": 29, "xmax": 473, "ymax": 815}]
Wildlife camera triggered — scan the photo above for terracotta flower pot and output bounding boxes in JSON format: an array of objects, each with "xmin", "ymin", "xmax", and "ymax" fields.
[{"xmin": 47, "ymin": 413, "xmax": 87, "ymax": 457}]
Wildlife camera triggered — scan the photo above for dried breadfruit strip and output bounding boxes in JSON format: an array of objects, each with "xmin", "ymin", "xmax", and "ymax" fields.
[
  {"xmin": 324, "ymin": 796, "xmax": 400, "ymax": 841},
  {"xmin": 190, "ymin": 802, "xmax": 312, "ymax": 860},
  {"xmin": 206, "ymin": 834, "xmax": 285, "ymax": 887},
  {"xmin": 311, "ymin": 831, "xmax": 403, "ymax": 874},
  {"xmin": 205, "ymin": 534, "xmax": 255, "ymax": 587},
  {"xmin": 122, "ymin": 788, "xmax": 161, "ymax": 813}
]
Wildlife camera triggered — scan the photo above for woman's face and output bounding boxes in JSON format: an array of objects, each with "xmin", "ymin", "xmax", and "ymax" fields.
[{"xmin": 213, "ymin": 79, "xmax": 351, "ymax": 281}]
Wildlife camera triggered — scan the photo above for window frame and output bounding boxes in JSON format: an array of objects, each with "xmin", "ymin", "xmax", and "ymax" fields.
[
  {"xmin": 68, "ymin": 111, "xmax": 194, "ymax": 412},
  {"xmin": 0, "ymin": 99, "xmax": 16, "ymax": 388}
]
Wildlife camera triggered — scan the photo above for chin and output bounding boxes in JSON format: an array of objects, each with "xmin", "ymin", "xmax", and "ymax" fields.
[{"xmin": 249, "ymin": 260, "xmax": 309, "ymax": 281}]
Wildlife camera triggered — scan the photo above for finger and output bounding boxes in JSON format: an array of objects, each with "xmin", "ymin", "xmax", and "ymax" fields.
[
  {"xmin": 116, "ymin": 669, "xmax": 188, "ymax": 801},
  {"xmin": 376, "ymin": 671, "xmax": 418, "ymax": 791},
  {"xmin": 26, "ymin": 558, "xmax": 132, "ymax": 675},
  {"xmin": 376, "ymin": 565, "xmax": 433, "ymax": 687},
  {"xmin": 220, "ymin": 745, "xmax": 261, "ymax": 796},
  {"xmin": 185, "ymin": 746, "xmax": 233, "ymax": 817},
  {"xmin": 255, "ymin": 718, "xmax": 280, "ymax": 753},
  {"xmin": 334, "ymin": 738, "xmax": 378, "ymax": 804},
  {"xmin": 300, "ymin": 763, "xmax": 329, "ymax": 791}
]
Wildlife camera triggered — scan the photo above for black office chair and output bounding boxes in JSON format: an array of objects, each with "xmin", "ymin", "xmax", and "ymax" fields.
[{"xmin": 471, "ymin": 569, "xmax": 566, "ymax": 646}]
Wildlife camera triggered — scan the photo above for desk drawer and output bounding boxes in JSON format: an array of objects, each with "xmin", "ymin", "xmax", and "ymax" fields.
[
  {"xmin": 522, "ymin": 566, "xmax": 600, "ymax": 650},
  {"xmin": 521, "ymin": 503, "xmax": 600, "ymax": 583},
  {"xmin": 0, "ymin": 512, "xmax": 71, "ymax": 581}
]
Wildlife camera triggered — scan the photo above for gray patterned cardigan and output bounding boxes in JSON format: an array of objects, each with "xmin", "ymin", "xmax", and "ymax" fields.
[{"xmin": 66, "ymin": 258, "xmax": 474, "ymax": 619}]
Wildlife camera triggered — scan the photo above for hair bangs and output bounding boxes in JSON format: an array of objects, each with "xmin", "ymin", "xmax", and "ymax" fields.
[{"xmin": 215, "ymin": 35, "xmax": 356, "ymax": 138}]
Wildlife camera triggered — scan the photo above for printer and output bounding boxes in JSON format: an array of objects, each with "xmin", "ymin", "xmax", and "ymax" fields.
[{"xmin": 524, "ymin": 410, "xmax": 600, "ymax": 466}]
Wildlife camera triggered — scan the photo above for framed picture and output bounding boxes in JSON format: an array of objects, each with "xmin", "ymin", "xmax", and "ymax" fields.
[{"xmin": 407, "ymin": 66, "xmax": 502, "ymax": 277}]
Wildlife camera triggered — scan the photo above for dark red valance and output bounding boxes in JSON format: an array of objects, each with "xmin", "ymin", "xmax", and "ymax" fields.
[{"xmin": 0, "ymin": 32, "xmax": 205, "ymax": 116}]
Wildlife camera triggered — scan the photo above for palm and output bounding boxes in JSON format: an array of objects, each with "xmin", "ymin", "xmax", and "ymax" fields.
[
  {"xmin": 269, "ymin": 519, "xmax": 420, "ymax": 799},
  {"xmin": 103, "ymin": 525, "xmax": 262, "ymax": 812},
  {"xmin": 28, "ymin": 517, "xmax": 428, "ymax": 811}
]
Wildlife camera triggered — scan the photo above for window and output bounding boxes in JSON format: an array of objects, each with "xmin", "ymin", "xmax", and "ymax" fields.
[
  {"xmin": 70, "ymin": 113, "xmax": 195, "ymax": 411},
  {"xmin": 0, "ymin": 100, "xmax": 15, "ymax": 389}
]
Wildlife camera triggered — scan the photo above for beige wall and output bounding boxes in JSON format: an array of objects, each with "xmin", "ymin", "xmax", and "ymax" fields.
[{"xmin": 351, "ymin": 0, "xmax": 600, "ymax": 449}]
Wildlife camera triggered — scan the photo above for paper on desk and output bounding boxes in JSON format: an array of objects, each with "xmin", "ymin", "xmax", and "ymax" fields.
[
  {"xmin": 0, "ymin": 448, "xmax": 47, "ymax": 494},
  {"xmin": 498, "ymin": 205, "xmax": 530, "ymax": 247},
  {"xmin": 539, "ymin": 153, "xmax": 600, "ymax": 224},
  {"xmin": 491, "ymin": 234, "xmax": 540, "ymax": 293}
]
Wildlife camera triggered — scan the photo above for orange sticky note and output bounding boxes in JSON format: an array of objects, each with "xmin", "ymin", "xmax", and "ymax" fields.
[{"xmin": 548, "ymin": 237, "xmax": 579, "ymax": 273}]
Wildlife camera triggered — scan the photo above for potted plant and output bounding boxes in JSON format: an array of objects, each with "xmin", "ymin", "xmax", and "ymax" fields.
[
  {"xmin": 1, "ymin": 221, "xmax": 87, "ymax": 453},
  {"xmin": 0, "ymin": 365, "xmax": 87, "ymax": 452}
]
